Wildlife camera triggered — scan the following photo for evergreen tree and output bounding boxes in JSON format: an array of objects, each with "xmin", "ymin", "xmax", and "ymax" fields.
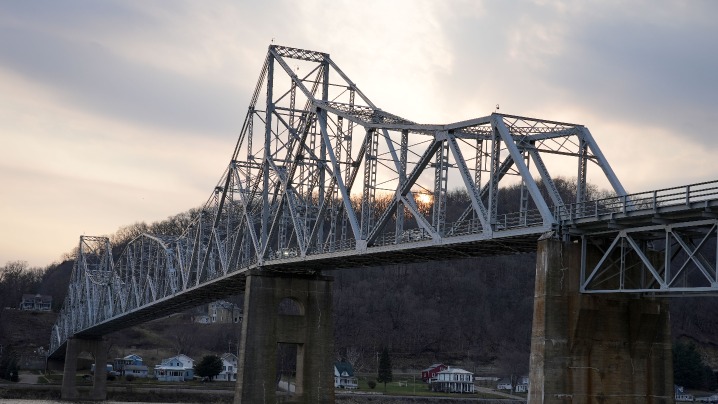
[
  {"xmin": 0, "ymin": 345, "xmax": 19, "ymax": 382},
  {"xmin": 194, "ymin": 355, "xmax": 223, "ymax": 381},
  {"xmin": 377, "ymin": 347, "xmax": 392, "ymax": 391},
  {"xmin": 674, "ymin": 341, "xmax": 708, "ymax": 389}
]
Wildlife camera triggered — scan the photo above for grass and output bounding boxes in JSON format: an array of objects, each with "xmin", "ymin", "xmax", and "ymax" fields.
[
  {"xmin": 40, "ymin": 371, "xmax": 235, "ymax": 390},
  {"xmin": 353, "ymin": 376, "xmax": 508, "ymax": 399},
  {"xmin": 38, "ymin": 371, "xmax": 510, "ymax": 400}
]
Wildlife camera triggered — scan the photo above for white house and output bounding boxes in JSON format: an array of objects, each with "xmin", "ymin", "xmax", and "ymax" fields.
[
  {"xmin": 217, "ymin": 353, "xmax": 238, "ymax": 381},
  {"xmin": 155, "ymin": 354, "xmax": 194, "ymax": 382},
  {"xmin": 497, "ymin": 378, "xmax": 513, "ymax": 390},
  {"xmin": 675, "ymin": 385, "xmax": 695, "ymax": 402},
  {"xmin": 20, "ymin": 294, "xmax": 52, "ymax": 311},
  {"xmin": 514, "ymin": 375, "xmax": 529, "ymax": 393},
  {"xmin": 430, "ymin": 367, "xmax": 475, "ymax": 394},
  {"xmin": 334, "ymin": 361, "xmax": 358, "ymax": 389}
]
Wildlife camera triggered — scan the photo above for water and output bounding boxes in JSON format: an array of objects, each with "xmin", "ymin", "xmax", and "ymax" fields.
[{"xmin": 0, "ymin": 401, "xmax": 188, "ymax": 404}]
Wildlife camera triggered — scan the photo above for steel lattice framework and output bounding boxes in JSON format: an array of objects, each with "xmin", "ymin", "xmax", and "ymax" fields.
[{"xmin": 49, "ymin": 45, "xmax": 718, "ymax": 357}]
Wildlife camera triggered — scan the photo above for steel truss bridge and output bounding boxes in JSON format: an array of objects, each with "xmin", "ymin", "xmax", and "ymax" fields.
[{"xmin": 49, "ymin": 45, "xmax": 718, "ymax": 358}]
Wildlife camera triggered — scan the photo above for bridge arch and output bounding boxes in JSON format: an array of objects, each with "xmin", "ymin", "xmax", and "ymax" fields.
[
  {"xmin": 114, "ymin": 234, "xmax": 179, "ymax": 311},
  {"xmin": 278, "ymin": 297, "xmax": 304, "ymax": 316}
]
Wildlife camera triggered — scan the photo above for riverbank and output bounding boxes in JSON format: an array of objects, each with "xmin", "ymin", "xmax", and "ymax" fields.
[
  {"xmin": 0, "ymin": 382, "xmax": 525, "ymax": 403},
  {"xmin": 0, "ymin": 384, "xmax": 233, "ymax": 403}
]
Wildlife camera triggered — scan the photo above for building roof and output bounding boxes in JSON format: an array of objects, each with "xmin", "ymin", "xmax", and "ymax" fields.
[
  {"xmin": 160, "ymin": 354, "xmax": 193, "ymax": 367},
  {"xmin": 421, "ymin": 363, "xmax": 447, "ymax": 372},
  {"xmin": 334, "ymin": 361, "xmax": 355, "ymax": 377},
  {"xmin": 437, "ymin": 367, "xmax": 472, "ymax": 375},
  {"xmin": 221, "ymin": 352, "xmax": 237, "ymax": 362}
]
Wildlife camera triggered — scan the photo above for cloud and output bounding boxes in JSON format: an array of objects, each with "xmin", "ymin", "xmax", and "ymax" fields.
[
  {"xmin": 540, "ymin": 2, "xmax": 718, "ymax": 136},
  {"xmin": 0, "ymin": 3, "xmax": 245, "ymax": 137},
  {"xmin": 1, "ymin": 0, "xmax": 717, "ymax": 267},
  {"xmin": 431, "ymin": 2, "xmax": 718, "ymax": 132}
]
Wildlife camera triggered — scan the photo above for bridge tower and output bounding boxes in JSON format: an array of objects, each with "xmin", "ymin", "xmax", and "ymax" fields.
[
  {"xmin": 529, "ymin": 237, "xmax": 674, "ymax": 403},
  {"xmin": 59, "ymin": 337, "xmax": 109, "ymax": 401},
  {"xmin": 234, "ymin": 272, "xmax": 334, "ymax": 403}
]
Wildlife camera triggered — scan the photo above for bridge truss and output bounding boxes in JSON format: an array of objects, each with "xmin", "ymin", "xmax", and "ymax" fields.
[{"xmin": 50, "ymin": 45, "xmax": 718, "ymax": 357}]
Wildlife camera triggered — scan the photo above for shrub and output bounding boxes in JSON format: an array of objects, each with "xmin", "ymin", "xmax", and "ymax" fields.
[
  {"xmin": 125, "ymin": 374, "xmax": 135, "ymax": 382},
  {"xmin": 367, "ymin": 380, "xmax": 376, "ymax": 389}
]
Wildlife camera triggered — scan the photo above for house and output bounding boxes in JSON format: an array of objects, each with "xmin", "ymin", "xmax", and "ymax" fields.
[
  {"xmin": 209, "ymin": 300, "xmax": 242, "ymax": 323},
  {"xmin": 334, "ymin": 361, "xmax": 358, "ymax": 389},
  {"xmin": 497, "ymin": 378, "xmax": 513, "ymax": 390},
  {"xmin": 114, "ymin": 354, "xmax": 142, "ymax": 372},
  {"xmin": 675, "ymin": 385, "xmax": 694, "ymax": 402},
  {"xmin": 430, "ymin": 367, "xmax": 475, "ymax": 394},
  {"xmin": 216, "ymin": 353, "xmax": 238, "ymax": 381},
  {"xmin": 124, "ymin": 365, "xmax": 149, "ymax": 378},
  {"xmin": 421, "ymin": 363, "xmax": 448, "ymax": 383},
  {"xmin": 514, "ymin": 375, "xmax": 529, "ymax": 393},
  {"xmin": 19, "ymin": 294, "xmax": 52, "ymax": 311},
  {"xmin": 193, "ymin": 300, "xmax": 242, "ymax": 324},
  {"xmin": 155, "ymin": 354, "xmax": 194, "ymax": 382},
  {"xmin": 114, "ymin": 354, "xmax": 149, "ymax": 377}
]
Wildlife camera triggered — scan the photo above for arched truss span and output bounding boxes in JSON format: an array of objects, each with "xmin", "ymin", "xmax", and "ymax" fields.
[{"xmin": 50, "ymin": 45, "xmax": 718, "ymax": 357}]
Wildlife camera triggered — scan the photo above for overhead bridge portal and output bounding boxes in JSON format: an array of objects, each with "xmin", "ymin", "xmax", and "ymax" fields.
[{"xmin": 49, "ymin": 45, "xmax": 718, "ymax": 403}]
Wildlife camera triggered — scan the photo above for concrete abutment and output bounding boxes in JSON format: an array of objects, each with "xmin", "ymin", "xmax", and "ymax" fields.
[
  {"xmin": 529, "ymin": 238, "xmax": 673, "ymax": 404},
  {"xmin": 60, "ymin": 337, "xmax": 108, "ymax": 401},
  {"xmin": 234, "ymin": 271, "xmax": 334, "ymax": 404}
]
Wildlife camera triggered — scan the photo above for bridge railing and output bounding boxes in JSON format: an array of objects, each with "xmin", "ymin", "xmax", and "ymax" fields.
[
  {"xmin": 265, "ymin": 208, "xmax": 549, "ymax": 257},
  {"xmin": 557, "ymin": 180, "xmax": 718, "ymax": 222}
]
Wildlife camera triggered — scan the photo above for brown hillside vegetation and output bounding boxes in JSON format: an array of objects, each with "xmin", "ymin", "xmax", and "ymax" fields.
[{"xmin": 0, "ymin": 309, "xmax": 57, "ymax": 352}]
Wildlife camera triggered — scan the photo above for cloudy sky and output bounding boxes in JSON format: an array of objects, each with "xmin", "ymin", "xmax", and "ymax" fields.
[{"xmin": 1, "ymin": 0, "xmax": 717, "ymax": 267}]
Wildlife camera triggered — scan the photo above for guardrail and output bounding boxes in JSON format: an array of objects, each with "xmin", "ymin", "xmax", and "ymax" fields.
[{"xmin": 557, "ymin": 180, "xmax": 718, "ymax": 222}]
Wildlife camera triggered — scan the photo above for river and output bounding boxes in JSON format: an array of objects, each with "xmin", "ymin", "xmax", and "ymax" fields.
[{"xmin": 0, "ymin": 401, "xmax": 183, "ymax": 404}]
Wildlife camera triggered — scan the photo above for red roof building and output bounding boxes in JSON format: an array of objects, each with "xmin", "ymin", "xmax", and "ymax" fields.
[{"xmin": 421, "ymin": 363, "xmax": 448, "ymax": 383}]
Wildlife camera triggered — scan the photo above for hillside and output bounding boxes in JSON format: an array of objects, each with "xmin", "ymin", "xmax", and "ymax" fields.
[
  {"xmin": 0, "ymin": 309, "xmax": 57, "ymax": 352},
  {"xmin": 3, "ymin": 253, "xmax": 718, "ymax": 377}
]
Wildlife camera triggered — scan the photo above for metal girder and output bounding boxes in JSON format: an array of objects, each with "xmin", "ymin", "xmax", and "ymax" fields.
[
  {"xmin": 52, "ymin": 44, "xmax": 718, "ymax": 359},
  {"xmin": 582, "ymin": 220, "xmax": 718, "ymax": 294}
]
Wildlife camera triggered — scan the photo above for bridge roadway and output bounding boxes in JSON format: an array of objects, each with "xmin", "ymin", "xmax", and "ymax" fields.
[{"xmin": 48, "ymin": 179, "xmax": 718, "ymax": 360}]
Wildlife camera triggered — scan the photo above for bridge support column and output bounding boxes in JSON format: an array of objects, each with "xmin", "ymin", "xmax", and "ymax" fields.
[
  {"xmin": 529, "ymin": 238, "xmax": 673, "ymax": 404},
  {"xmin": 234, "ymin": 271, "xmax": 334, "ymax": 404},
  {"xmin": 61, "ymin": 337, "xmax": 108, "ymax": 401}
]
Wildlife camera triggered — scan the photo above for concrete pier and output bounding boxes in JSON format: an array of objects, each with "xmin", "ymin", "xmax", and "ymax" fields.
[
  {"xmin": 529, "ymin": 238, "xmax": 673, "ymax": 404},
  {"xmin": 234, "ymin": 271, "xmax": 334, "ymax": 404},
  {"xmin": 60, "ymin": 337, "xmax": 108, "ymax": 401}
]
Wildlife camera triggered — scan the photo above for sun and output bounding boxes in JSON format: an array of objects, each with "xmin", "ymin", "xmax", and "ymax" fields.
[{"xmin": 417, "ymin": 193, "xmax": 433, "ymax": 205}]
